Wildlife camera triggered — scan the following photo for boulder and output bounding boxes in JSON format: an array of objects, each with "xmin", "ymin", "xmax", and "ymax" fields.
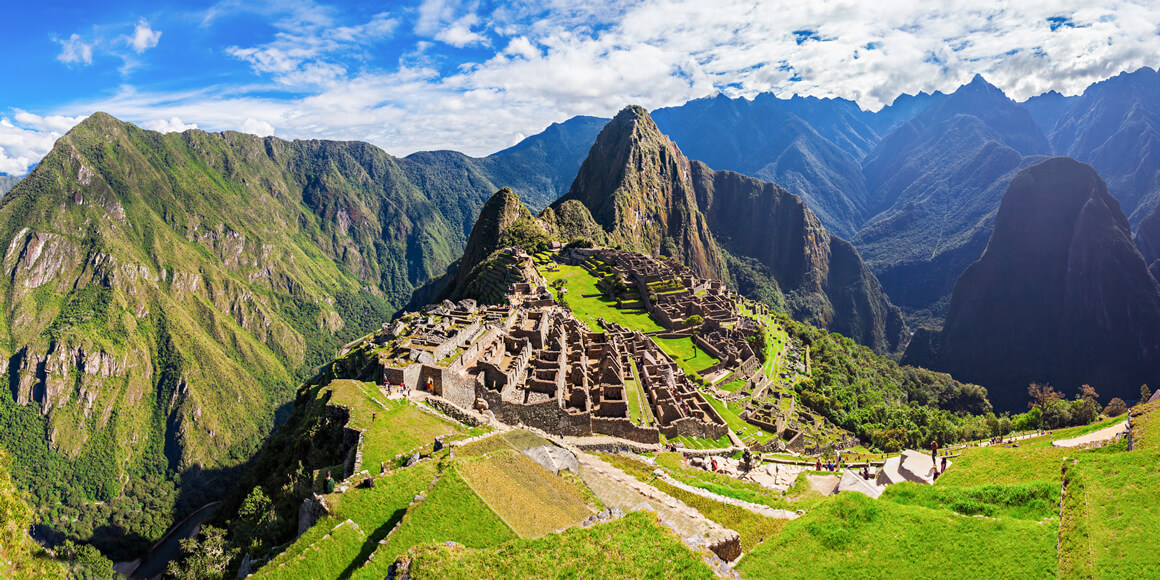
[
  {"xmin": 521, "ymin": 445, "xmax": 578, "ymax": 474},
  {"xmin": 837, "ymin": 469, "xmax": 883, "ymax": 499}
]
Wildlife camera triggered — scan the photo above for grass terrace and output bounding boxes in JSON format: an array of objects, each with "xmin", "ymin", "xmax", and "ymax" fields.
[
  {"xmin": 736, "ymin": 492, "xmax": 1058, "ymax": 577},
  {"xmin": 652, "ymin": 336, "xmax": 720, "ymax": 377},
  {"xmin": 456, "ymin": 450, "xmax": 595, "ymax": 538},
  {"xmin": 538, "ymin": 264, "xmax": 663, "ymax": 332},
  {"xmin": 406, "ymin": 511, "xmax": 714, "ymax": 579}
]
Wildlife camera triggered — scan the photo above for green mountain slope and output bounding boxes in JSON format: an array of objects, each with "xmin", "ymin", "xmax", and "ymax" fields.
[{"xmin": 0, "ymin": 112, "xmax": 594, "ymax": 559}]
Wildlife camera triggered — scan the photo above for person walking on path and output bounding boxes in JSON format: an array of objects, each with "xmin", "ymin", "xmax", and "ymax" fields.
[{"xmin": 929, "ymin": 440, "xmax": 939, "ymax": 468}]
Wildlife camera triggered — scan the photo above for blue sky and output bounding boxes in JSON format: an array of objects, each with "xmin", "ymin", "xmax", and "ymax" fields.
[{"xmin": 2, "ymin": 0, "xmax": 1159, "ymax": 175}]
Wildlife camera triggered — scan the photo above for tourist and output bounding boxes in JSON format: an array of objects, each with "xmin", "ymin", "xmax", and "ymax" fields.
[
  {"xmin": 929, "ymin": 440, "xmax": 938, "ymax": 466},
  {"xmin": 940, "ymin": 456, "xmax": 948, "ymax": 473},
  {"xmin": 323, "ymin": 471, "xmax": 336, "ymax": 494},
  {"xmin": 861, "ymin": 466, "xmax": 870, "ymax": 480},
  {"xmin": 815, "ymin": 459, "xmax": 822, "ymax": 471},
  {"xmin": 381, "ymin": 461, "xmax": 387, "ymax": 475}
]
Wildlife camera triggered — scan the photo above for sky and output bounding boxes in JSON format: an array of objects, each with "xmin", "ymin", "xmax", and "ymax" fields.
[{"xmin": 2, "ymin": 0, "xmax": 1159, "ymax": 175}]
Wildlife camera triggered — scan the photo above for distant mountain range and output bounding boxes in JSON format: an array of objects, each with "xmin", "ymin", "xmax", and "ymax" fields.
[{"xmin": 0, "ymin": 175, "xmax": 20, "ymax": 197}]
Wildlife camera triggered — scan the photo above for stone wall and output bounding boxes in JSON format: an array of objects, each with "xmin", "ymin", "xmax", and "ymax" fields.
[
  {"xmin": 591, "ymin": 417, "xmax": 661, "ymax": 444},
  {"xmin": 424, "ymin": 396, "xmax": 485, "ymax": 427}
]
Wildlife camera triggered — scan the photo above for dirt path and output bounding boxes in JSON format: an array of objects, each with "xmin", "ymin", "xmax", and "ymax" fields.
[{"xmin": 1052, "ymin": 420, "xmax": 1129, "ymax": 448}]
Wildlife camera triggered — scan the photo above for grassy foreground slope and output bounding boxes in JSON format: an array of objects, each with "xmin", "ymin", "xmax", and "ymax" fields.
[
  {"xmin": 737, "ymin": 492, "xmax": 1057, "ymax": 579},
  {"xmin": 406, "ymin": 511, "xmax": 715, "ymax": 579}
]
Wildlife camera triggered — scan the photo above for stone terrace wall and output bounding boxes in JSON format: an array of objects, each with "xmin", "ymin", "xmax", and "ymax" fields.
[{"xmin": 592, "ymin": 417, "xmax": 662, "ymax": 445}]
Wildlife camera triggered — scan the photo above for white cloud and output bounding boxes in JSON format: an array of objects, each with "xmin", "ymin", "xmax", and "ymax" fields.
[
  {"xmin": 0, "ymin": 114, "xmax": 83, "ymax": 175},
  {"xmin": 56, "ymin": 33, "xmax": 93, "ymax": 66},
  {"xmin": 18, "ymin": 0, "xmax": 1160, "ymax": 170},
  {"xmin": 128, "ymin": 18, "xmax": 162, "ymax": 54},
  {"xmin": 242, "ymin": 118, "xmax": 276, "ymax": 136},
  {"xmin": 142, "ymin": 117, "xmax": 197, "ymax": 133}
]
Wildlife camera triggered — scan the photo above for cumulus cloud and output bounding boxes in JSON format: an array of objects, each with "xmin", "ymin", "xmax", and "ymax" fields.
[
  {"xmin": 242, "ymin": 118, "xmax": 276, "ymax": 136},
  {"xmin": 142, "ymin": 117, "xmax": 197, "ymax": 133},
  {"xmin": 128, "ymin": 18, "xmax": 162, "ymax": 54},
  {"xmin": 22, "ymin": 0, "xmax": 1160, "ymax": 167},
  {"xmin": 0, "ymin": 113, "xmax": 84, "ymax": 175},
  {"xmin": 56, "ymin": 34, "xmax": 93, "ymax": 66}
]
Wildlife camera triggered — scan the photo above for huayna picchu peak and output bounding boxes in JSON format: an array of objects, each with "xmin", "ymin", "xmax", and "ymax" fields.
[{"xmin": 6, "ymin": 12, "xmax": 1160, "ymax": 576}]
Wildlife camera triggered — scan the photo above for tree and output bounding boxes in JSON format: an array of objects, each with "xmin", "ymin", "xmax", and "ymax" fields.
[
  {"xmin": 684, "ymin": 314, "xmax": 704, "ymax": 328},
  {"xmin": 1079, "ymin": 384, "xmax": 1099, "ymax": 404},
  {"xmin": 1142, "ymin": 384, "xmax": 1153, "ymax": 403},
  {"xmin": 167, "ymin": 526, "xmax": 237, "ymax": 580},
  {"xmin": 1028, "ymin": 383, "xmax": 1062, "ymax": 415},
  {"xmin": 1104, "ymin": 398, "xmax": 1129, "ymax": 417}
]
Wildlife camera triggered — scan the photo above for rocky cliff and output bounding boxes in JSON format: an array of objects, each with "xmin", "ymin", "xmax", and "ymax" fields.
[{"xmin": 903, "ymin": 157, "xmax": 1160, "ymax": 409}]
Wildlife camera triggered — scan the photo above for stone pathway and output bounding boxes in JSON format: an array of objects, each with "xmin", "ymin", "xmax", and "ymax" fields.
[
  {"xmin": 1052, "ymin": 420, "xmax": 1129, "ymax": 448},
  {"xmin": 575, "ymin": 453, "xmax": 742, "ymax": 562}
]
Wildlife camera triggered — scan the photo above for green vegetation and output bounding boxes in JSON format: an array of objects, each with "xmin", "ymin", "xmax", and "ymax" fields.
[
  {"xmin": 881, "ymin": 481, "xmax": 1058, "ymax": 520},
  {"xmin": 653, "ymin": 336, "xmax": 720, "ymax": 376},
  {"xmin": 784, "ymin": 315, "xmax": 995, "ymax": 451},
  {"xmin": 456, "ymin": 450, "xmax": 594, "ymax": 538},
  {"xmin": 736, "ymin": 492, "xmax": 1057, "ymax": 578},
  {"xmin": 406, "ymin": 511, "xmax": 714, "ymax": 579},
  {"xmin": 351, "ymin": 466, "xmax": 518, "ymax": 580},
  {"xmin": 0, "ymin": 447, "xmax": 69, "ymax": 579},
  {"xmin": 328, "ymin": 380, "xmax": 459, "ymax": 472},
  {"xmin": 539, "ymin": 264, "xmax": 663, "ymax": 332}
]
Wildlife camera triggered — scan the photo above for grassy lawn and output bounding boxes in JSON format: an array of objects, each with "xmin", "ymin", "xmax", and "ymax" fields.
[
  {"xmin": 736, "ymin": 492, "xmax": 1058, "ymax": 578},
  {"xmin": 539, "ymin": 264, "xmax": 663, "ymax": 332},
  {"xmin": 881, "ymin": 480, "xmax": 1058, "ymax": 521},
  {"xmin": 327, "ymin": 380, "xmax": 461, "ymax": 473},
  {"xmin": 351, "ymin": 466, "xmax": 518, "ymax": 580},
  {"xmin": 406, "ymin": 511, "xmax": 714, "ymax": 579},
  {"xmin": 601, "ymin": 453, "xmax": 791, "ymax": 510},
  {"xmin": 455, "ymin": 429, "xmax": 553, "ymax": 458},
  {"xmin": 936, "ymin": 445, "xmax": 1068, "ymax": 488},
  {"xmin": 652, "ymin": 336, "xmax": 720, "ymax": 376},
  {"xmin": 1057, "ymin": 402, "xmax": 1160, "ymax": 576},
  {"xmin": 456, "ymin": 450, "xmax": 595, "ymax": 538},
  {"xmin": 670, "ymin": 434, "xmax": 732, "ymax": 449}
]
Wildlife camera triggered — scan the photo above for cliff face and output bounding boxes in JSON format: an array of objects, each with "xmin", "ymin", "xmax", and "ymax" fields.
[
  {"xmin": 903, "ymin": 157, "xmax": 1160, "ymax": 409},
  {"xmin": 551, "ymin": 107, "xmax": 906, "ymax": 353}
]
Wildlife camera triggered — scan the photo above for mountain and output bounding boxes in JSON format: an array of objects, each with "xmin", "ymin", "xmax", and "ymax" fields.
[
  {"xmin": 549, "ymin": 106, "xmax": 906, "ymax": 353},
  {"xmin": 0, "ymin": 174, "xmax": 20, "ymax": 197},
  {"xmin": 1135, "ymin": 201, "xmax": 1160, "ymax": 280},
  {"xmin": 852, "ymin": 75, "xmax": 1050, "ymax": 323},
  {"xmin": 1050, "ymin": 67, "xmax": 1160, "ymax": 226},
  {"xmin": 552, "ymin": 105, "xmax": 723, "ymax": 278},
  {"xmin": 1021, "ymin": 90, "xmax": 1079, "ymax": 136},
  {"xmin": 863, "ymin": 90, "xmax": 944, "ymax": 137},
  {"xmin": 651, "ymin": 93, "xmax": 876, "ymax": 238},
  {"xmin": 903, "ymin": 157, "xmax": 1160, "ymax": 410},
  {"xmin": 0, "ymin": 112, "xmax": 596, "ymax": 559},
  {"xmin": 480, "ymin": 116, "xmax": 609, "ymax": 211}
]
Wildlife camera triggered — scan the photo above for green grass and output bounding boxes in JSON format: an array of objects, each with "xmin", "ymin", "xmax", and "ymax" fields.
[
  {"xmin": 539, "ymin": 264, "xmax": 663, "ymax": 332},
  {"xmin": 624, "ymin": 359, "xmax": 655, "ymax": 427},
  {"xmin": 600, "ymin": 453, "xmax": 791, "ymax": 511},
  {"xmin": 703, "ymin": 395, "xmax": 777, "ymax": 444},
  {"xmin": 328, "ymin": 380, "xmax": 460, "ymax": 472},
  {"xmin": 455, "ymin": 429, "xmax": 556, "ymax": 459},
  {"xmin": 259, "ymin": 521, "xmax": 368, "ymax": 580},
  {"xmin": 351, "ymin": 465, "xmax": 518, "ymax": 580},
  {"xmin": 936, "ymin": 445, "xmax": 1068, "ymax": 488},
  {"xmin": 1055, "ymin": 401, "xmax": 1160, "ymax": 576},
  {"xmin": 256, "ymin": 463, "xmax": 438, "ymax": 577},
  {"xmin": 406, "ymin": 511, "xmax": 714, "ymax": 579},
  {"xmin": 736, "ymin": 492, "xmax": 1058, "ymax": 578},
  {"xmin": 670, "ymin": 434, "xmax": 732, "ymax": 449},
  {"xmin": 650, "ymin": 478, "xmax": 787, "ymax": 553},
  {"xmin": 881, "ymin": 481, "xmax": 1058, "ymax": 521},
  {"xmin": 652, "ymin": 336, "xmax": 720, "ymax": 377},
  {"xmin": 456, "ymin": 450, "xmax": 594, "ymax": 538}
]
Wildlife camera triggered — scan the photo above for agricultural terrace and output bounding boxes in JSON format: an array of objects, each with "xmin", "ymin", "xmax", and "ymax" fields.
[{"xmin": 327, "ymin": 380, "xmax": 460, "ymax": 471}]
